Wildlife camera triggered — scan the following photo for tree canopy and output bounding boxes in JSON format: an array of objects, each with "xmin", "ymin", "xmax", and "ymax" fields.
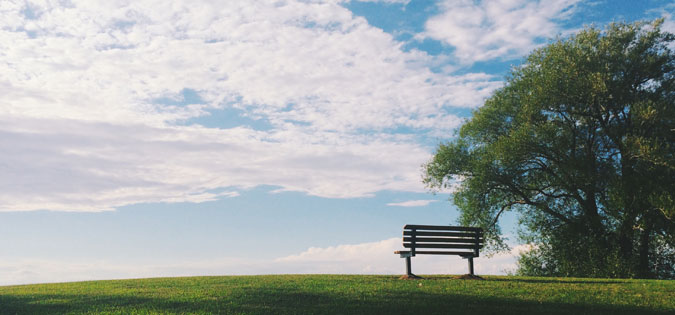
[{"xmin": 424, "ymin": 20, "xmax": 674, "ymax": 279}]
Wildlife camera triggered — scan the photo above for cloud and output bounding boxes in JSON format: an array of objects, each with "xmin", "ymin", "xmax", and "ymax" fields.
[
  {"xmin": 0, "ymin": 239, "xmax": 528, "ymax": 285},
  {"xmin": 659, "ymin": 7, "xmax": 675, "ymax": 38},
  {"xmin": 387, "ymin": 199, "xmax": 438, "ymax": 207},
  {"xmin": 424, "ymin": 0, "xmax": 580, "ymax": 64},
  {"xmin": 0, "ymin": 258, "xmax": 265, "ymax": 286},
  {"xmin": 0, "ymin": 0, "xmax": 503, "ymax": 211},
  {"xmin": 0, "ymin": 116, "xmax": 430, "ymax": 211},
  {"xmin": 1, "ymin": 0, "xmax": 494, "ymax": 129},
  {"xmin": 351, "ymin": 0, "xmax": 411, "ymax": 4},
  {"xmin": 276, "ymin": 238, "xmax": 524, "ymax": 275},
  {"xmin": 0, "ymin": 1, "xmax": 500, "ymax": 211}
]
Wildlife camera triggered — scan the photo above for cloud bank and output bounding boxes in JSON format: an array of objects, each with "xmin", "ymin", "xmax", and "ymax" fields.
[
  {"xmin": 0, "ymin": 0, "xmax": 505, "ymax": 211},
  {"xmin": 1, "ymin": 0, "xmax": 589, "ymax": 211},
  {"xmin": 0, "ymin": 238, "xmax": 528, "ymax": 285}
]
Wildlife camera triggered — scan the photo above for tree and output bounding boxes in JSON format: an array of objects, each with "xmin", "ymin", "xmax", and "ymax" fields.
[{"xmin": 423, "ymin": 20, "xmax": 674, "ymax": 279}]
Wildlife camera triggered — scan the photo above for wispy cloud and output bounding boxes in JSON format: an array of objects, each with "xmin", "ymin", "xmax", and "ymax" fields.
[
  {"xmin": 387, "ymin": 199, "xmax": 438, "ymax": 207},
  {"xmin": 0, "ymin": 117, "xmax": 429, "ymax": 211},
  {"xmin": 423, "ymin": 0, "xmax": 580, "ymax": 64}
]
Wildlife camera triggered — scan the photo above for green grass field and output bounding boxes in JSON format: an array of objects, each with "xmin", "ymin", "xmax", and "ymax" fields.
[{"xmin": 0, "ymin": 275, "xmax": 673, "ymax": 314}]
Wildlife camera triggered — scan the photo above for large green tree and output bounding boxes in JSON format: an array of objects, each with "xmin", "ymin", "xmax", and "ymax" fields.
[{"xmin": 424, "ymin": 20, "xmax": 674, "ymax": 279}]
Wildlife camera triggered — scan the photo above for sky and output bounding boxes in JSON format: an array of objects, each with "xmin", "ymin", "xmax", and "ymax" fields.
[{"xmin": 1, "ymin": 0, "xmax": 673, "ymax": 286}]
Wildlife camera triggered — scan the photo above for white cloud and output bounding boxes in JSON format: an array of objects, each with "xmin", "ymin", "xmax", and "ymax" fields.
[
  {"xmin": 387, "ymin": 199, "xmax": 438, "ymax": 207},
  {"xmin": 351, "ymin": 0, "xmax": 410, "ymax": 4},
  {"xmin": 660, "ymin": 8, "xmax": 675, "ymax": 40},
  {"xmin": 1, "ymin": 0, "xmax": 493, "ymax": 129},
  {"xmin": 0, "ymin": 239, "xmax": 528, "ymax": 285},
  {"xmin": 276, "ymin": 238, "xmax": 524, "ymax": 275},
  {"xmin": 0, "ymin": 116, "xmax": 430, "ymax": 211},
  {"xmin": 0, "ymin": 0, "xmax": 503, "ymax": 211},
  {"xmin": 424, "ymin": 0, "xmax": 580, "ymax": 64},
  {"xmin": 0, "ymin": 258, "xmax": 266, "ymax": 286}
]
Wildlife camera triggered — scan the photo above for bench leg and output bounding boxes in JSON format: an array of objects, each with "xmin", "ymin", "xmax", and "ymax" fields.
[
  {"xmin": 467, "ymin": 256, "xmax": 474, "ymax": 275},
  {"xmin": 405, "ymin": 256, "xmax": 413, "ymax": 276}
]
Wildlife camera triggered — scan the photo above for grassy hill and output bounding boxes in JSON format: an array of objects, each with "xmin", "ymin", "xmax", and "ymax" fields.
[{"xmin": 0, "ymin": 275, "xmax": 673, "ymax": 314}]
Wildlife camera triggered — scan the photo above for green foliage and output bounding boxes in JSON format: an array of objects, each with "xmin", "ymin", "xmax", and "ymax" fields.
[
  {"xmin": 0, "ymin": 275, "xmax": 673, "ymax": 314},
  {"xmin": 424, "ymin": 20, "xmax": 675, "ymax": 279}
]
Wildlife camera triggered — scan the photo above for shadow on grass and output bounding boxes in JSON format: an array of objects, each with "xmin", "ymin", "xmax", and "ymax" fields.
[{"xmin": 0, "ymin": 286, "xmax": 667, "ymax": 315}]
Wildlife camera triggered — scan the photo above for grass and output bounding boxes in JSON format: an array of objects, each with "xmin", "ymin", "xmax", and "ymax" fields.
[{"xmin": 0, "ymin": 275, "xmax": 673, "ymax": 314}]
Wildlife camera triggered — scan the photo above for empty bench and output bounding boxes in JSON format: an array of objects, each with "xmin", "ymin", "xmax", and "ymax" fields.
[{"xmin": 394, "ymin": 224, "xmax": 483, "ymax": 277}]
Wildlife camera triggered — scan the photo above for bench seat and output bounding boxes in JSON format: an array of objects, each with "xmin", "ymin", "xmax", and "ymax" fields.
[{"xmin": 394, "ymin": 224, "xmax": 483, "ymax": 277}]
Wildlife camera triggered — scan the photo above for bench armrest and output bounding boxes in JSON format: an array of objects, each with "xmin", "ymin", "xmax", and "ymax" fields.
[{"xmin": 394, "ymin": 250, "xmax": 413, "ymax": 258}]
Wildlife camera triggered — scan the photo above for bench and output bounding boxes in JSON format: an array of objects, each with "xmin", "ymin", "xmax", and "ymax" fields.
[{"xmin": 394, "ymin": 224, "xmax": 484, "ymax": 277}]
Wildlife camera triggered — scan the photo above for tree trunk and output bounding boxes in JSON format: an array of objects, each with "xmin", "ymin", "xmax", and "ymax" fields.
[
  {"xmin": 619, "ymin": 155, "xmax": 639, "ymax": 276},
  {"xmin": 638, "ymin": 222, "xmax": 652, "ymax": 278},
  {"xmin": 618, "ymin": 216, "xmax": 636, "ymax": 274}
]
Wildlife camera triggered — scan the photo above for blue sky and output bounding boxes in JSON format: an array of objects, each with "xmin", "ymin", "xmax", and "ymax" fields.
[{"xmin": 1, "ymin": 0, "xmax": 673, "ymax": 285}]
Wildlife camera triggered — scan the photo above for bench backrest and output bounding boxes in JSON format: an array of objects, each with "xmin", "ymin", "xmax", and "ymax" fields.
[{"xmin": 403, "ymin": 224, "xmax": 483, "ymax": 257}]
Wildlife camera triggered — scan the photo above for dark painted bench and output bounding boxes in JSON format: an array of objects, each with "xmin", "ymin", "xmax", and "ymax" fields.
[{"xmin": 394, "ymin": 224, "xmax": 484, "ymax": 277}]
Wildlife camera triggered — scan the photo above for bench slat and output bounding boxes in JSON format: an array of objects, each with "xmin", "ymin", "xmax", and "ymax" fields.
[
  {"xmin": 414, "ymin": 250, "xmax": 476, "ymax": 256},
  {"xmin": 404, "ymin": 224, "xmax": 481, "ymax": 231},
  {"xmin": 403, "ymin": 237, "xmax": 482, "ymax": 243},
  {"xmin": 395, "ymin": 250, "xmax": 475, "ymax": 255},
  {"xmin": 403, "ymin": 231, "xmax": 480, "ymax": 237},
  {"xmin": 404, "ymin": 243, "xmax": 479, "ymax": 249}
]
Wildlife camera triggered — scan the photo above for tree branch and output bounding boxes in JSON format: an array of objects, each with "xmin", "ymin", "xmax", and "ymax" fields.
[
  {"xmin": 490, "ymin": 200, "xmax": 526, "ymax": 228},
  {"xmin": 496, "ymin": 177, "xmax": 574, "ymax": 224}
]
